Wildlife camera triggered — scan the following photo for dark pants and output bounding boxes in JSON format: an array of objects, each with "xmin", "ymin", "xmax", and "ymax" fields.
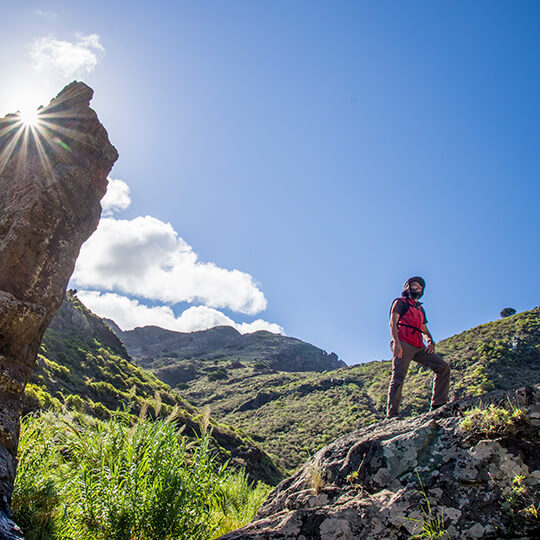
[{"xmin": 387, "ymin": 340, "xmax": 450, "ymax": 418}]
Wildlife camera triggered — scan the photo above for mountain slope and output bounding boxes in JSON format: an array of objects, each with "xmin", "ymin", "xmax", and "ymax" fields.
[
  {"xmin": 29, "ymin": 292, "xmax": 282, "ymax": 484},
  {"xmin": 179, "ymin": 307, "xmax": 540, "ymax": 471}
]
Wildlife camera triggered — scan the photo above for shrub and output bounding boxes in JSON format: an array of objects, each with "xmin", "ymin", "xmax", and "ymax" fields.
[
  {"xmin": 23, "ymin": 385, "xmax": 43, "ymax": 414},
  {"xmin": 500, "ymin": 307, "xmax": 517, "ymax": 318},
  {"xmin": 460, "ymin": 402, "xmax": 528, "ymax": 438},
  {"xmin": 64, "ymin": 394, "xmax": 86, "ymax": 412},
  {"xmin": 208, "ymin": 368, "xmax": 228, "ymax": 382}
]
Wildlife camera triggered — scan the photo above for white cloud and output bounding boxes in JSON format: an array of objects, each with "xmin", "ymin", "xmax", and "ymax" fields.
[
  {"xmin": 30, "ymin": 33, "xmax": 104, "ymax": 77},
  {"xmin": 35, "ymin": 10, "xmax": 58, "ymax": 19},
  {"xmin": 73, "ymin": 216, "xmax": 267, "ymax": 315},
  {"xmin": 78, "ymin": 291, "xmax": 283, "ymax": 335},
  {"xmin": 102, "ymin": 178, "xmax": 131, "ymax": 216}
]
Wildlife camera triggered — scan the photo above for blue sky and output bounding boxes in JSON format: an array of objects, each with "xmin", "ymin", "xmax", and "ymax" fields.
[{"xmin": 2, "ymin": 1, "xmax": 539, "ymax": 364}]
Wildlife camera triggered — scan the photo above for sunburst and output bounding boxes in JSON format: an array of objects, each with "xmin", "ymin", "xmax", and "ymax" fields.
[
  {"xmin": 0, "ymin": 88, "xmax": 85, "ymax": 179},
  {"xmin": 18, "ymin": 107, "xmax": 40, "ymax": 127}
]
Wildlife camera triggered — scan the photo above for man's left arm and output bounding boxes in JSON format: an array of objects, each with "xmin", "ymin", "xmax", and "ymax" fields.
[{"xmin": 422, "ymin": 323, "xmax": 436, "ymax": 353}]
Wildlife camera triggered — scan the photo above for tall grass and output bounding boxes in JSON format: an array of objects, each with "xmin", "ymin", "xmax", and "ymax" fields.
[{"xmin": 12, "ymin": 410, "xmax": 271, "ymax": 540}]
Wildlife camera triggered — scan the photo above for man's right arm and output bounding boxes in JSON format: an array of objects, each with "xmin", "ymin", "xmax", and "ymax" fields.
[{"xmin": 389, "ymin": 305, "xmax": 403, "ymax": 358}]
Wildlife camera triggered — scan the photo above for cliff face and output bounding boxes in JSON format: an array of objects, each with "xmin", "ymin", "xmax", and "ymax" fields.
[
  {"xmin": 220, "ymin": 384, "xmax": 540, "ymax": 539},
  {"xmin": 0, "ymin": 82, "xmax": 117, "ymax": 536}
]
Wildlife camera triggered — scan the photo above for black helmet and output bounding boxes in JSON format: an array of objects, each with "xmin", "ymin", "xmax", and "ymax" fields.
[{"xmin": 402, "ymin": 276, "xmax": 426, "ymax": 298}]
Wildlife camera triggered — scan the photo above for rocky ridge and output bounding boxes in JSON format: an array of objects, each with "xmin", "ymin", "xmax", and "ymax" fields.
[
  {"xmin": 220, "ymin": 384, "xmax": 540, "ymax": 539},
  {"xmin": 0, "ymin": 82, "xmax": 118, "ymax": 538},
  {"xmin": 111, "ymin": 324, "xmax": 345, "ymax": 387}
]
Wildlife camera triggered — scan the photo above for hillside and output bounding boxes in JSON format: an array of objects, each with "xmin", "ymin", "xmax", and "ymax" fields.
[
  {"xmin": 176, "ymin": 307, "xmax": 540, "ymax": 472},
  {"xmin": 111, "ymin": 323, "xmax": 345, "ymax": 388},
  {"xmin": 29, "ymin": 292, "xmax": 282, "ymax": 485},
  {"xmin": 220, "ymin": 383, "xmax": 540, "ymax": 539}
]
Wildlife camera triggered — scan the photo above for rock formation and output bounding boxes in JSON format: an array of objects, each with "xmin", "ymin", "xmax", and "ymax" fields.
[
  {"xmin": 220, "ymin": 384, "xmax": 540, "ymax": 539},
  {"xmin": 0, "ymin": 82, "xmax": 117, "ymax": 537}
]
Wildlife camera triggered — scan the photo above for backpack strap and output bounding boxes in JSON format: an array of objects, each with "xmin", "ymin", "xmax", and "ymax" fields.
[
  {"xmin": 392, "ymin": 297, "xmax": 423, "ymax": 333},
  {"xmin": 397, "ymin": 322, "xmax": 423, "ymax": 333},
  {"xmin": 389, "ymin": 297, "xmax": 410, "ymax": 319}
]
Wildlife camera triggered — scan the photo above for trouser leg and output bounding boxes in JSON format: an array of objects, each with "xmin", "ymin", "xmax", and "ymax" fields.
[
  {"xmin": 387, "ymin": 342, "xmax": 417, "ymax": 418},
  {"xmin": 413, "ymin": 348, "xmax": 450, "ymax": 410}
]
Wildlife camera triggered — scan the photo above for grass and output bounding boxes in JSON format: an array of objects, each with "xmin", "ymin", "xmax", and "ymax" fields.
[
  {"xmin": 460, "ymin": 400, "xmax": 528, "ymax": 438},
  {"xmin": 309, "ymin": 463, "xmax": 325, "ymax": 495},
  {"xmin": 12, "ymin": 410, "xmax": 271, "ymax": 540},
  {"xmin": 407, "ymin": 472, "xmax": 446, "ymax": 539}
]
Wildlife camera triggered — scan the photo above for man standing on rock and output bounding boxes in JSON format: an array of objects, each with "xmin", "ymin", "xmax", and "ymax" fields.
[{"xmin": 387, "ymin": 276, "xmax": 450, "ymax": 418}]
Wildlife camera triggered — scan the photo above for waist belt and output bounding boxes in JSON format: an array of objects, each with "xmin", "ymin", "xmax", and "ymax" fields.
[{"xmin": 398, "ymin": 322, "xmax": 423, "ymax": 333}]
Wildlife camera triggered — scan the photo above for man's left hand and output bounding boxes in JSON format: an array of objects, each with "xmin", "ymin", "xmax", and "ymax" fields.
[{"xmin": 426, "ymin": 341, "xmax": 436, "ymax": 354}]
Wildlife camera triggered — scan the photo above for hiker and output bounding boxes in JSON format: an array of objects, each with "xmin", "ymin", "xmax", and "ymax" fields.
[{"xmin": 387, "ymin": 276, "xmax": 450, "ymax": 418}]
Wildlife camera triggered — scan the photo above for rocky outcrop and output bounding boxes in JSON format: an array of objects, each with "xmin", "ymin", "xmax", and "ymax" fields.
[
  {"xmin": 220, "ymin": 385, "xmax": 540, "ymax": 539},
  {"xmin": 0, "ymin": 82, "xmax": 117, "ymax": 536}
]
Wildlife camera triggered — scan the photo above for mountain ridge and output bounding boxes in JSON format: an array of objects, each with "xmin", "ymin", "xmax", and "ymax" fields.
[{"xmin": 110, "ymin": 320, "xmax": 346, "ymax": 388}]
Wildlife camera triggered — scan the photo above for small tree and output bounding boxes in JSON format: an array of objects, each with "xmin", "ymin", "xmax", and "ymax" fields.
[{"xmin": 500, "ymin": 307, "xmax": 517, "ymax": 318}]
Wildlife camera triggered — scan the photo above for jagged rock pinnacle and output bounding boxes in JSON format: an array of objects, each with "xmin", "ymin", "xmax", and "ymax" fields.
[{"xmin": 0, "ymin": 82, "xmax": 117, "ymax": 537}]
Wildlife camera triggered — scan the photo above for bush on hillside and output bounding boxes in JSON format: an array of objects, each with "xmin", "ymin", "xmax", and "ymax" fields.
[
  {"xmin": 500, "ymin": 307, "xmax": 517, "ymax": 318},
  {"xmin": 208, "ymin": 368, "xmax": 228, "ymax": 381}
]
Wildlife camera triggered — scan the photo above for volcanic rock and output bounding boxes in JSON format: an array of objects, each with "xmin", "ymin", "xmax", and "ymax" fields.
[
  {"xmin": 220, "ymin": 385, "xmax": 540, "ymax": 539},
  {"xmin": 0, "ymin": 82, "xmax": 117, "ymax": 536}
]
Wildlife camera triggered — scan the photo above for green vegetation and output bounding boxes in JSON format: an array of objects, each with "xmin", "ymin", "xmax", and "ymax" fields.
[
  {"xmin": 407, "ymin": 472, "xmax": 446, "ymax": 539},
  {"xmin": 208, "ymin": 367, "xmax": 228, "ymax": 381},
  {"xmin": 13, "ymin": 410, "xmax": 271, "ymax": 540},
  {"xmin": 500, "ymin": 474, "xmax": 540, "ymax": 536},
  {"xmin": 30, "ymin": 292, "xmax": 283, "ymax": 485},
  {"xmin": 460, "ymin": 401, "xmax": 528, "ymax": 438},
  {"xmin": 33, "ymin": 295, "xmax": 540, "ymax": 475},
  {"xmin": 29, "ymin": 292, "xmax": 195, "ymax": 421},
  {"xmin": 500, "ymin": 307, "xmax": 517, "ymax": 318}
]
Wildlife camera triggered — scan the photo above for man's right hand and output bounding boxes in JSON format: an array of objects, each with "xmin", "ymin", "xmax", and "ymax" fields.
[{"xmin": 393, "ymin": 340, "xmax": 403, "ymax": 358}]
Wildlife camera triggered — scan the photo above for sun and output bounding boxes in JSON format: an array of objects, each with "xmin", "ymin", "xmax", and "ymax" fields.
[{"xmin": 18, "ymin": 107, "xmax": 40, "ymax": 127}]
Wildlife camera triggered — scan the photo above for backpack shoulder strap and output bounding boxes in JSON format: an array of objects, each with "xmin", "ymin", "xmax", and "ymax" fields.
[{"xmin": 389, "ymin": 297, "xmax": 410, "ymax": 319}]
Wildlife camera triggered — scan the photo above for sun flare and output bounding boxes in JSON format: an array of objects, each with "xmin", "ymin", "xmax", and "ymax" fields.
[{"xmin": 18, "ymin": 107, "xmax": 40, "ymax": 127}]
